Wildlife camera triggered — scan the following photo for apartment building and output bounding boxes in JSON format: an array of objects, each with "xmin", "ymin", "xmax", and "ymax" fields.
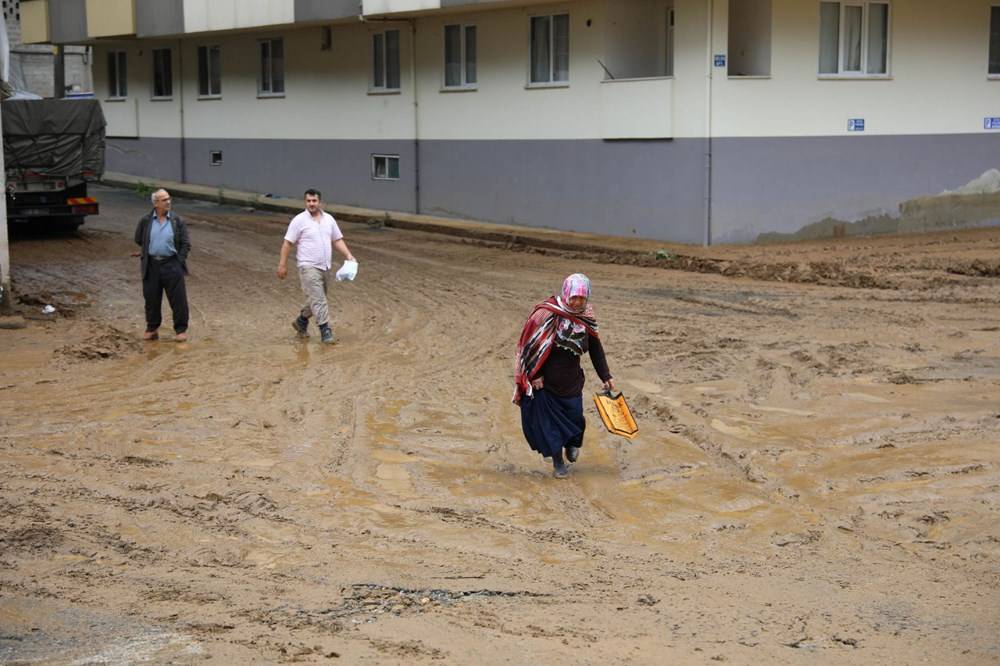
[{"xmin": 20, "ymin": 0, "xmax": 1000, "ymax": 243}]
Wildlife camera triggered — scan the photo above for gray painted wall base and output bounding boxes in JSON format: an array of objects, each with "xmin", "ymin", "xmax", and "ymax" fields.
[
  {"xmin": 712, "ymin": 133, "xmax": 1000, "ymax": 244},
  {"xmin": 105, "ymin": 134, "xmax": 1000, "ymax": 245}
]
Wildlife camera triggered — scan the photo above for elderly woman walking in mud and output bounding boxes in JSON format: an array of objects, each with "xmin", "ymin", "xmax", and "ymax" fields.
[{"xmin": 513, "ymin": 274, "xmax": 615, "ymax": 478}]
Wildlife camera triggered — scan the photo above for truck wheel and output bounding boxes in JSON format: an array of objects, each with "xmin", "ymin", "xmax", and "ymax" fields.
[{"xmin": 59, "ymin": 217, "xmax": 84, "ymax": 233}]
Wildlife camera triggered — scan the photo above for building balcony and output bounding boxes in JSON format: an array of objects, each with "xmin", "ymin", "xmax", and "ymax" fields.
[
  {"xmin": 362, "ymin": 0, "xmax": 441, "ymax": 17},
  {"xmin": 86, "ymin": 0, "xmax": 136, "ymax": 38},
  {"xmin": 598, "ymin": 76, "xmax": 673, "ymax": 140},
  {"xmin": 20, "ymin": 0, "xmax": 50, "ymax": 44}
]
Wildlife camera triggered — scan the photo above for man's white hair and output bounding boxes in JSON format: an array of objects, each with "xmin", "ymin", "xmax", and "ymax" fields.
[{"xmin": 151, "ymin": 188, "xmax": 168, "ymax": 205}]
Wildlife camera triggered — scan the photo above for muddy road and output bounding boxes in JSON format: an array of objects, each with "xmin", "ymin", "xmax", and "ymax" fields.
[{"xmin": 1, "ymin": 185, "xmax": 999, "ymax": 664}]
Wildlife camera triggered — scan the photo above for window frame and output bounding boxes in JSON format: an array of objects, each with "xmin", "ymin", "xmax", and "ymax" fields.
[
  {"xmin": 151, "ymin": 47, "xmax": 173, "ymax": 100},
  {"xmin": 989, "ymin": 5, "xmax": 1000, "ymax": 79},
  {"xmin": 442, "ymin": 22, "xmax": 478, "ymax": 91},
  {"xmin": 370, "ymin": 28, "xmax": 402, "ymax": 94},
  {"xmin": 107, "ymin": 49, "xmax": 127, "ymax": 100},
  {"xmin": 371, "ymin": 154, "xmax": 400, "ymax": 181},
  {"xmin": 817, "ymin": 1, "xmax": 892, "ymax": 79},
  {"xmin": 257, "ymin": 37, "xmax": 285, "ymax": 98},
  {"xmin": 527, "ymin": 12, "xmax": 570, "ymax": 88},
  {"xmin": 197, "ymin": 44, "xmax": 222, "ymax": 99}
]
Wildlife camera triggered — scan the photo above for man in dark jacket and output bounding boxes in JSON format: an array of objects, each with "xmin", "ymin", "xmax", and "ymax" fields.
[{"xmin": 133, "ymin": 188, "xmax": 191, "ymax": 341}]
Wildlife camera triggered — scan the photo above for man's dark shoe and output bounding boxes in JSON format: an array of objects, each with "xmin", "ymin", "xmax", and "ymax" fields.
[
  {"xmin": 553, "ymin": 462, "xmax": 570, "ymax": 479},
  {"xmin": 319, "ymin": 324, "xmax": 335, "ymax": 344},
  {"xmin": 292, "ymin": 315, "xmax": 309, "ymax": 338},
  {"xmin": 566, "ymin": 446, "xmax": 581, "ymax": 463}
]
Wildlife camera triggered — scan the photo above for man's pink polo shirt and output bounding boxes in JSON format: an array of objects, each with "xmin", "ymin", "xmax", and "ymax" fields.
[{"xmin": 284, "ymin": 210, "xmax": 344, "ymax": 270}]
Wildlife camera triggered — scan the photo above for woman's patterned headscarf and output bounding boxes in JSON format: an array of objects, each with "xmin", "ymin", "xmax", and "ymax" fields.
[{"xmin": 560, "ymin": 273, "xmax": 591, "ymax": 310}]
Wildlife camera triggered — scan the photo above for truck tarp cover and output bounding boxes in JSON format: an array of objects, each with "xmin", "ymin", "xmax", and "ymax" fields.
[{"xmin": 2, "ymin": 99, "xmax": 106, "ymax": 179}]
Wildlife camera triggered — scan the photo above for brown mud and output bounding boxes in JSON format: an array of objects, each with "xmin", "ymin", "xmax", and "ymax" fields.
[{"xmin": 1, "ymin": 185, "xmax": 998, "ymax": 664}]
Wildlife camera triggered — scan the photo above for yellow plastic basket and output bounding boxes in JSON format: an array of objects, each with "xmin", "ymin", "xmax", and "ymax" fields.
[{"xmin": 593, "ymin": 391, "xmax": 639, "ymax": 440}]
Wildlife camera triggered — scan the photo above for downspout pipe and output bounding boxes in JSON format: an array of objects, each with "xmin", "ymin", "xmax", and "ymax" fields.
[
  {"xmin": 704, "ymin": 0, "xmax": 714, "ymax": 246},
  {"xmin": 409, "ymin": 19, "xmax": 420, "ymax": 215},
  {"xmin": 178, "ymin": 39, "xmax": 186, "ymax": 183}
]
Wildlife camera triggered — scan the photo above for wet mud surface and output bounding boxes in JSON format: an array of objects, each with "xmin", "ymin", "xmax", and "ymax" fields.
[{"xmin": 1, "ymin": 185, "xmax": 999, "ymax": 664}]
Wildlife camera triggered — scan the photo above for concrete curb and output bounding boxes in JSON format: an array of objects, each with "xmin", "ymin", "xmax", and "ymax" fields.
[{"xmin": 100, "ymin": 172, "xmax": 699, "ymax": 260}]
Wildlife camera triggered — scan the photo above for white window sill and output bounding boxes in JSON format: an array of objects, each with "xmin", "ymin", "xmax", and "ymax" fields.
[
  {"xmin": 198, "ymin": 94, "xmax": 222, "ymax": 101},
  {"xmin": 440, "ymin": 84, "xmax": 478, "ymax": 93},
  {"xmin": 368, "ymin": 88, "xmax": 401, "ymax": 95},
  {"xmin": 105, "ymin": 97, "xmax": 128, "ymax": 102},
  {"xmin": 818, "ymin": 74, "xmax": 892, "ymax": 81},
  {"xmin": 150, "ymin": 96, "xmax": 173, "ymax": 102},
  {"xmin": 989, "ymin": 75, "xmax": 1000, "ymax": 80},
  {"xmin": 728, "ymin": 75, "xmax": 771, "ymax": 80},
  {"xmin": 600, "ymin": 76, "xmax": 673, "ymax": 83},
  {"xmin": 257, "ymin": 92, "xmax": 285, "ymax": 99},
  {"xmin": 372, "ymin": 177, "xmax": 400, "ymax": 182},
  {"xmin": 526, "ymin": 81, "xmax": 569, "ymax": 89}
]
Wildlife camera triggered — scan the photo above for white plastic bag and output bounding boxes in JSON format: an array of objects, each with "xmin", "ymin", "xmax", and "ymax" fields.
[{"xmin": 335, "ymin": 259, "xmax": 358, "ymax": 281}]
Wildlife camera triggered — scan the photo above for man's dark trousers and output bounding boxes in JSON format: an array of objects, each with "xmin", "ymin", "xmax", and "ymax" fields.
[{"xmin": 143, "ymin": 256, "xmax": 188, "ymax": 333}]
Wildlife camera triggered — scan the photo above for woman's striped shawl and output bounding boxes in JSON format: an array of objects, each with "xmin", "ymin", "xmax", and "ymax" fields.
[{"xmin": 512, "ymin": 296, "xmax": 598, "ymax": 404}]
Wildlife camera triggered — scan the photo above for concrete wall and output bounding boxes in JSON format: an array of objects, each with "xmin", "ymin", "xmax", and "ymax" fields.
[
  {"xmin": 86, "ymin": 0, "xmax": 135, "ymax": 38},
  {"xmin": 48, "ymin": 0, "xmax": 86, "ymax": 43},
  {"xmin": 136, "ymin": 0, "xmax": 184, "ymax": 38},
  {"xmin": 711, "ymin": 0, "xmax": 999, "ymax": 137},
  {"xmin": 182, "ymin": 0, "xmax": 295, "ymax": 33},
  {"xmin": 712, "ymin": 134, "xmax": 1000, "ymax": 243},
  {"xmin": 294, "ymin": 0, "xmax": 360, "ymax": 22}
]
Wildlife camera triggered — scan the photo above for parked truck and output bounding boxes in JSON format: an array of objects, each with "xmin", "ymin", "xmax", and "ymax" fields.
[{"xmin": 2, "ymin": 98, "xmax": 105, "ymax": 230}]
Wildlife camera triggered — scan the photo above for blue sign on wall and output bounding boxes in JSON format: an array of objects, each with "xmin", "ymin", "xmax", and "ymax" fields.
[
  {"xmin": 985, "ymin": 117, "xmax": 1000, "ymax": 130},
  {"xmin": 714, "ymin": 54, "xmax": 726, "ymax": 67},
  {"xmin": 848, "ymin": 118, "xmax": 865, "ymax": 132}
]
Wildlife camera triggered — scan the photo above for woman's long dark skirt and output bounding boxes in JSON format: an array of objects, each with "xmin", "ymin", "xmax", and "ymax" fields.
[{"xmin": 519, "ymin": 390, "xmax": 585, "ymax": 459}]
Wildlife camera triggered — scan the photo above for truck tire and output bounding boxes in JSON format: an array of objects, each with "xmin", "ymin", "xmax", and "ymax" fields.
[{"xmin": 59, "ymin": 217, "xmax": 84, "ymax": 233}]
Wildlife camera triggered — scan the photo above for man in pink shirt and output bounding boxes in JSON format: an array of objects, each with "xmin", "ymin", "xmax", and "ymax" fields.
[{"xmin": 277, "ymin": 189, "xmax": 357, "ymax": 344}]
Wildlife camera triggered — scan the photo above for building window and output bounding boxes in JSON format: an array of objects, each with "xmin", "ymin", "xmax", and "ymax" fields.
[
  {"xmin": 444, "ymin": 24, "xmax": 477, "ymax": 88},
  {"xmin": 819, "ymin": 2, "xmax": 890, "ymax": 76},
  {"xmin": 529, "ymin": 14, "xmax": 569, "ymax": 85},
  {"xmin": 107, "ymin": 50, "xmax": 127, "ymax": 98},
  {"xmin": 152, "ymin": 48, "xmax": 172, "ymax": 98},
  {"xmin": 198, "ymin": 45, "xmax": 222, "ymax": 97},
  {"xmin": 372, "ymin": 29, "xmax": 401, "ymax": 91},
  {"xmin": 372, "ymin": 154, "xmax": 400, "ymax": 181},
  {"xmin": 990, "ymin": 6, "xmax": 1000, "ymax": 76},
  {"xmin": 258, "ymin": 38, "xmax": 285, "ymax": 96},
  {"xmin": 210, "ymin": 150, "xmax": 223, "ymax": 166},
  {"xmin": 728, "ymin": 0, "xmax": 771, "ymax": 76}
]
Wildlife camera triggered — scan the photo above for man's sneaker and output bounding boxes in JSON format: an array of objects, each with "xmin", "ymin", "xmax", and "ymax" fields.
[
  {"xmin": 292, "ymin": 315, "xmax": 309, "ymax": 338},
  {"xmin": 566, "ymin": 446, "xmax": 581, "ymax": 463},
  {"xmin": 142, "ymin": 330, "xmax": 159, "ymax": 341},
  {"xmin": 553, "ymin": 462, "xmax": 570, "ymax": 479},
  {"xmin": 319, "ymin": 325, "xmax": 335, "ymax": 344}
]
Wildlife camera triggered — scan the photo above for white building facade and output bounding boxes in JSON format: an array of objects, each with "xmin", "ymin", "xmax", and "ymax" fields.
[{"xmin": 21, "ymin": 0, "xmax": 1000, "ymax": 243}]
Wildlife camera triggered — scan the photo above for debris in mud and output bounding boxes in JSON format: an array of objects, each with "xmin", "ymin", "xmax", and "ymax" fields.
[
  {"xmin": 0, "ymin": 526, "xmax": 63, "ymax": 555},
  {"xmin": 56, "ymin": 326, "xmax": 143, "ymax": 361},
  {"xmin": 324, "ymin": 584, "xmax": 548, "ymax": 623}
]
